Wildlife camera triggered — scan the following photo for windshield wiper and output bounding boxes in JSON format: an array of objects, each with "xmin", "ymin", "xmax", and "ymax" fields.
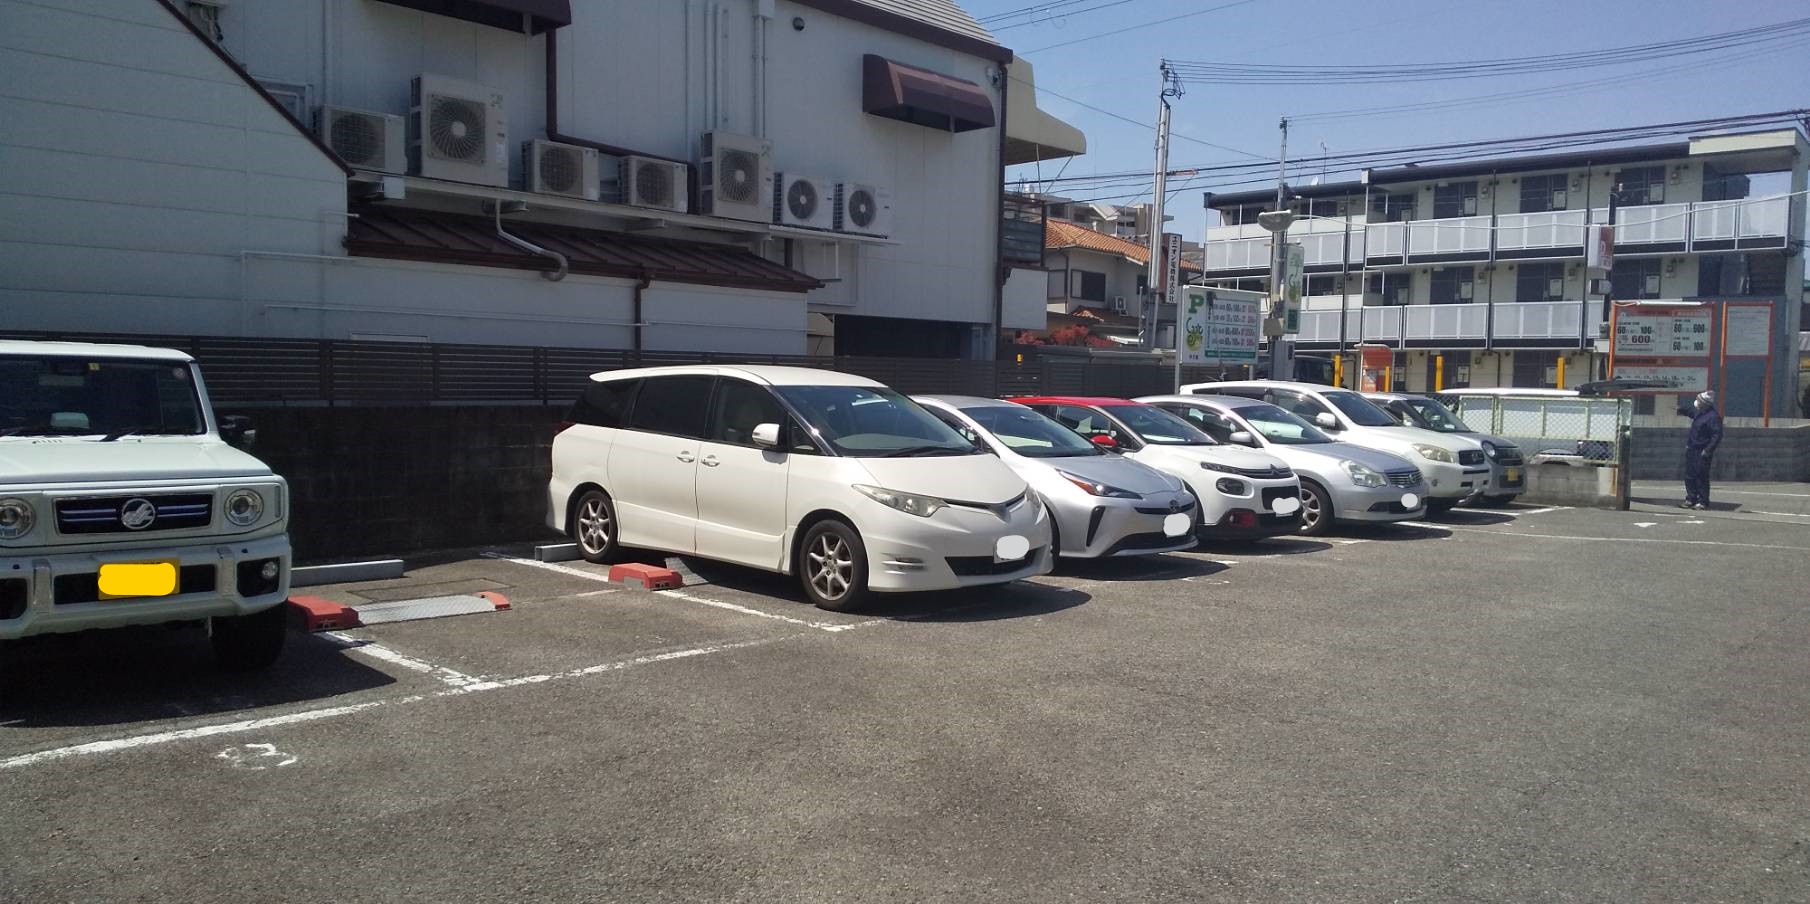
[
  {"xmin": 881, "ymin": 445, "xmax": 975, "ymax": 458},
  {"xmin": 100, "ymin": 426, "xmax": 193, "ymax": 442},
  {"xmin": 0, "ymin": 426, "xmax": 98, "ymax": 438}
]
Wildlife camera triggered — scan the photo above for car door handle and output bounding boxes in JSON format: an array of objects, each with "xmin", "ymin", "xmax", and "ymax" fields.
[
  {"xmin": 701, "ymin": 455, "xmax": 720, "ymax": 467},
  {"xmin": 676, "ymin": 451, "xmax": 695, "ymax": 463}
]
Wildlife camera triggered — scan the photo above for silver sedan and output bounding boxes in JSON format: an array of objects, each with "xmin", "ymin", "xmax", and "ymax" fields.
[
  {"xmin": 1138, "ymin": 394, "xmax": 1428, "ymax": 536},
  {"xmin": 915, "ymin": 396, "xmax": 1198, "ymax": 559}
]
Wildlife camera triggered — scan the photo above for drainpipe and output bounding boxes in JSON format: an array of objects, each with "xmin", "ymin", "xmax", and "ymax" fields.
[
  {"xmin": 632, "ymin": 270, "xmax": 652, "ymax": 352},
  {"xmin": 991, "ymin": 60, "xmax": 1010, "ymax": 360},
  {"xmin": 753, "ymin": 0, "xmax": 773, "ymax": 138},
  {"xmin": 492, "ymin": 202, "xmax": 568, "ymax": 281},
  {"xmin": 543, "ymin": 31, "xmax": 690, "ymax": 167}
]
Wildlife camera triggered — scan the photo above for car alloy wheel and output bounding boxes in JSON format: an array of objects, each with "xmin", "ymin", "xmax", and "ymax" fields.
[
  {"xmin": 572, "ymin": 490, "xmax": 619, "ymax": 563},
  {"xmin": 807, "ymin": 532, "xmax": 854, "ymax": 602},
  {"xmin": 1297, "ymin": 482, "xmax": 1331, "ymax": 537}
]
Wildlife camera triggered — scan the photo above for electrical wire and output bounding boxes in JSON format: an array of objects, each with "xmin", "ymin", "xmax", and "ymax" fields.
[
  {"xmin": 983, "ymin": 0, "xmax": 1153, "ymax": 31},
  {"xmin": 1022, "ymin": 0, "xmax": 1264, "ymax": 54}
]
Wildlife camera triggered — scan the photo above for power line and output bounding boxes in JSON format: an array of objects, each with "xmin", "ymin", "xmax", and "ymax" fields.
[
  {"xmin": 1022, "ymin": 0, "xmax": 1264, "ymax": 54},
  {"xmin": 1016, "ymin": 76, "xmax": 1270, "ymax": 160},
  {"xmin": 983, "ymin": 0, "xmax": 1153, "ymax": 30}
]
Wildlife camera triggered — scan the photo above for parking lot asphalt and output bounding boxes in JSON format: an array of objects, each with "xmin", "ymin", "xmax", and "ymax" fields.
[{"xmin": 5, "ymin": 501, "xmax": 1810, "ymax": 903}]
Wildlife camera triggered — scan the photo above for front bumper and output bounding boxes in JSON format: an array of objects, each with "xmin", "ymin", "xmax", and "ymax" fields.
[
  {"xmin": 1330, "ymin": 482, "xmax": 1428, "ymax": 523},
  {"xmin": 0, "ymin": 534, "xmax": 291, "ymax": 640},
  {"xmin": 1053, "ymin": 490, "xmax": 1197, "ymax": 559},
  {"xmin": 1198, "ymin": 476, "xmax": 1301, "ymax": 539},
  {"xmin": 857, "ymin": 497, "xmax": 1053, "ymax": 593},
  {"xmin": 1478, "ymin": 461, "xmax": 1525, "ymax": 498},
  {"xmin": 1417, "ymin": 459, "xmax": 1492, "ymax": 500}
]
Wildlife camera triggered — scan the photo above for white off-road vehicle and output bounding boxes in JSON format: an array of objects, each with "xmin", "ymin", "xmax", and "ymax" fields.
[{"xmin": 0, "ymin": 341, "xmax": 290, "ymax": 669}]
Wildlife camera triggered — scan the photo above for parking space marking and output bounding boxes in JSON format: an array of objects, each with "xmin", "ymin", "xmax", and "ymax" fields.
[
  {"xmin": 0, "ymin": 636, "xmax": 788, "ymax": 771},
  {"xmin": 1424, "ymin": 523, "xmax": 1810, "ymax": 551},
  {"xmin": 1513, "ymin": 507, "xmax": 1566, "ymax": 516},
  {"xmin": 323, "ymin": 633, "xmax": 487, "ymax": 688},
  {"xmin": 480, "ymin": 552, "xmax": 622, "ymax": 589}
]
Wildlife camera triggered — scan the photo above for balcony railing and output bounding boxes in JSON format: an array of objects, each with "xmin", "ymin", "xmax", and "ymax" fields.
[
  {"xmin": 1208, "ymin": 196, "xmax": 1795, "ymax": 273},
  {"xmin": 1294, "ymin": 300, "xmax": 1587, "ymax": 345}
]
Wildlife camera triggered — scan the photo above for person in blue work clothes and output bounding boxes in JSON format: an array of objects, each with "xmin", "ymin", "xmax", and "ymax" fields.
[{"xmin": 1682, "ymin": 391, "xmax": 1723, "ymax": 510}]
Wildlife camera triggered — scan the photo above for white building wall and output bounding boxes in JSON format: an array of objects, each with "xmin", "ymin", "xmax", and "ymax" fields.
[
  {"xmin": 0, "ymin": 0, "xmax": 346, "ymax": 334},
  {"xmin": 1000, "ymin": 268, "xmax": 1048, "ymax": 331}
]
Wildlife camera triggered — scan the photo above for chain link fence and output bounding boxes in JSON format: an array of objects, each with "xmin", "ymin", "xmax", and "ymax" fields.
[{"xmin": 1444, "ymin": 395, "xmax": 1633, "ymax": 462}]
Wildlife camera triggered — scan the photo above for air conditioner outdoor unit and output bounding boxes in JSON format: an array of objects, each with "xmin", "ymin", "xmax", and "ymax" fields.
[
  {"xmin": 836, "ymin": 182, "xmax": 893, "ymax": 237},
  {"xmin": 521, "ymin": 139, "xmax": 600, "ymax": 200},
  {"xmin": 619, "ymin": 156, "xmax": 689, "ymax": 213},
  {"xmin": 774, "ymin": 172, "xmax": 835, "ymax": 230},
  {"xmin": 698, "ymin": 131, "xmax": 772, "ymax": 221},
  {"xmin": 1112, "ymin": 295, "xmax": 1130, "ymax": 314},
  {"xmin": 314, "ymin": 105, "xmax": 404, "ymax": 174},
  {"xmin": 408, "ymin": 73, "xmax": 507, "ymax": 187}
]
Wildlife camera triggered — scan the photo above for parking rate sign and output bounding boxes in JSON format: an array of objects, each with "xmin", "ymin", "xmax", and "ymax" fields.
[
  {"xmin": 1180, "ymin": 289, "xmax": 1259, "ymax": 366},
  {"xmin": 1614, "ymin": 310, "xmax": 1712, "ymax": 358}
]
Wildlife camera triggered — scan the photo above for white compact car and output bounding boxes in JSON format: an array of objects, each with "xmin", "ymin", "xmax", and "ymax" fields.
[
  {"xmin": 1011, "ymin": 396, "xmax": 1302, "ymax": 540},
  {"xmin": 0, "ymin": 341, "xmax": 291, "ymax": 669},
  {"xmin": 1181, "ymin": 381, "xmax": 1489, "ymax": 513},
  {"xmin": 1139, "ymin": 394, "xmax": 1428, "ymax": 536},
  {"xmin": 549, "ymin": 366, "xmax": 1052, "ymax": 611},
  {"xmin": 914, "ymin": 396, "xmax": 1197, "ymax": 559}
]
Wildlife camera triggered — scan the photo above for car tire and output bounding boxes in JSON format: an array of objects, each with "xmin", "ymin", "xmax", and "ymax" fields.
[
  {"xmin": 798, "ymin": 519, "xmax": 869, "ymax": 612},
  {"xmin": 211, "ymin": 604, "xmax": 287, "ymax": 671},
  {"xmin": 1297, "ymin": 481, "xmax": 1333, "ymax": 537},
  {"xmin": 1478, "ymin": 494, "xmax": 1518, "ymax": 507},
  {"xmin": 571, "ymin": 489, "xmax": 621, "ymax": 564},
  {"xmin": 1426, "ymin": 498, "xmax": 1459, "ymax": 515}
]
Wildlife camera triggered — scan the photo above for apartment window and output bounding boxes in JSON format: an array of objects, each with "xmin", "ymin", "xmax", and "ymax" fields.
[
  {"xmin": 1515, "ymin": 262, "xmax": 1567, "ymax": 302},
  {"xmin": 1512, "ymin": 351, "xmax": 1560, "ymax": 389},
  {"xmin": 1427, "ymin": 350, "xmax": 1472, "ymax": 389},
  {"xmin": 1429, "ymin": 266, "xmax": 1476, "ymax": 305},
  {"xmin": 1610, "ymin": 258, "xmax": 1662, "ymax": 300},
  {"xmin": 1074, "ymin": 270, "xmax": 1107, "ymax": 303},
  {"xmin": 1700, "ymin": 165, "xmax": 1750, "ymax": 203},
  {"xmin": 1433, "ymin": 181, "xmax": 1479, "ymax": 218},
  {"xmin": 1219, "ymin": 204, "xmax": 1265, "ymax": 226},
  {"xmin": 1367, "ymin": 272, "xmax": 1411, "ymax": 305},
  {"xmin": 1306, "ymin": 274, "xmax": 1346, "ymax": 298},
  {"xmin": 1611, "ymin": 166, "xmax": 1666, "ymax": 206},
  {"xmin": 1309, "ymin": 198, "xmax": 1350, "ymax": 219},
  {"xmin": 1370, "ymin": 193, "xmax": 1416, "ymax": 222},
  {"xmin": 1518, "ymin": 174, "xmax": 1569, "ymax": 213}
]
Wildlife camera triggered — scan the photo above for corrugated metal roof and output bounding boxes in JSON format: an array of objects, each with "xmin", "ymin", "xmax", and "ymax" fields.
[
  {"xmin": 793, "ymin": 0, "xmax": 1009, "ymax": 59},
  {"xmin": 847, "ymin": 0, "xmax": 998, "ymax": 47},
  {"xmin": 346, "ymin": 208, "xmax": 822, "ymax": 293}
]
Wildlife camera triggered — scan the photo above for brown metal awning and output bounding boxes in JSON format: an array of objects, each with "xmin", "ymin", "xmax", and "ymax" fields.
[
  {"xmin": 345, "ymin": 208, "xmax": 823, "ymax": 293},
  {"xmin": 372, "ymin": 0, "xmax": 571, "ymax": 34},
  {"xmin": 862, "ymin": 54, "xmax": 996, "ymax": 133}
]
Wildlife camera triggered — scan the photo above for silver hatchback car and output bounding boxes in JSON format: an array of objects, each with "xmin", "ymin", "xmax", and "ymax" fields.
[{"xmin": 1139, "ymin": 394, "xmax": 1428, "ymax": 536}]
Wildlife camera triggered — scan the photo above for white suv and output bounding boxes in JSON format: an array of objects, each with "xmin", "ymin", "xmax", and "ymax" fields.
[
  {"xmin": 548, "ymin": 366, "xmax": 1051, "ymax": 611},
  {"xmin": 0, "ymin": 341, "xmax": 291, "ymax": 669},
  {"xmin": 1181, "ymin": 380, "xmax": 1489, "ymax": 513}
]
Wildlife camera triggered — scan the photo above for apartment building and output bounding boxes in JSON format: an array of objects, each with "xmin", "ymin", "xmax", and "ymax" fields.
[
  {"xmin": 1198, "ymin": 131, "xmax": 1807, "ymax": 400},
  {"xmin": 2, "ymin": 0, "xmax": 1082, "ymax": 358}
]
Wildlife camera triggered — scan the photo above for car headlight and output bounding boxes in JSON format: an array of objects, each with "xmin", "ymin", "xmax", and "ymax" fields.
[
  {"xmin": 224, "ymin": 489, "xmax": 265, "ymax": 527},
  {"xmin": 1215, "ymin": 478, "xmax": 1248, "ymax": 496},
  {"xmin": 0, "ymin": 498, "xmax": 34, "ymax": 539},
  {"xmin": 853, "ymin": 484, "xmax": 944, "ymax": 518},
  {"xmin": 1199, "ymin": 461, "xmax": 1242, "ymax": 473},
  {"xmin": 1055, "ymin": 470, "xmax": 1139, "ymax": 499},
  {"xmin": 1411, "ymin": 443, "xmax": 1454, "ymax": 464},
  {"xmin": 1342, "ymin": 460, "xmax": 1387, "ymax": 488},
  {"xmin": 1480, "ymin": 440, "xmax": 1498, "ymax": 460}
]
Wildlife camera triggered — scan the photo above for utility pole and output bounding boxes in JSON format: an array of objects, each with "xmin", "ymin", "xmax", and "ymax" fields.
[
  {"xmin": 1258, "ymin": 117, "xmax": 1295, "ymax": 380},
  {"xmin": 1142, "ymin": 62, "xmax": 1182, "ymax": 351}
]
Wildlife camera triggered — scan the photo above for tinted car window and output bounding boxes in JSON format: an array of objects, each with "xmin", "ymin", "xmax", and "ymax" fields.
[
  {"xmin": 1166, "ymin": 404, "xmax": 1236, "ymax": 443},
  {"xmin": 569, "ymin": 378, "xmax": 639, "ymax": 428},
  {"xmin": 1323, "ymin": 390, "xmax": 1399, "ymax": 427},
  {"xmin": 707, "ymin": 379, "xmax": 785, "ymax": 446},
  {"xmin": 626, "ymin": 375, "xmax": 714, "ymax": 438},
  {"xmin": 962, "ymin": 405, "xmax": 1101, "ymax": 458}
]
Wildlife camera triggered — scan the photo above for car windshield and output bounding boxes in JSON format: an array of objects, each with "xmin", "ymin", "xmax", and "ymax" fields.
[
  {"xmin": 0, "ymin": 355, "xmax": 205, "ymax": 439},
  {"xmin": 1100, "ymin": 405, "xmax": 1215, "ymax": 445},
  {"xmin": 1323, "ymin": 391, "xmax": 1400, "ymax": 427},
  {"xmin": 961, "ymin": 405, "xmax": 1100, "ymax": 458},
  {"xmin": 1404, "ymin": 398, "xmax": 1474, "ymax": 433},
  {"xmin": 1236, "ymin": 403, "xmax": 1333, "ymax": 445},
  {"xmin": 776, "ymin": 386, "xmax": 978, "ymax": 457}
]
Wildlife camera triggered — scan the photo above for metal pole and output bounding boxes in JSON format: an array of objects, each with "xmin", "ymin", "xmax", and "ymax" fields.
[
  {"xmin": 1268, "ymin": 117, "xmax": 1290, "ymax": 381},
  {"xmin": 1143, "ymin": 65, "xmax": 1176, "ymax": 352},
  {"xmin": 1338, "ymin": 215, "xmax": 1351, "ymax": 384}
]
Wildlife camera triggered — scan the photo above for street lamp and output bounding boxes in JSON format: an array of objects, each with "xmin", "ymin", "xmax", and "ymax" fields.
[{"xmin": 1256, "ymin": 207, "xmax": 1298, "ymax": 380}]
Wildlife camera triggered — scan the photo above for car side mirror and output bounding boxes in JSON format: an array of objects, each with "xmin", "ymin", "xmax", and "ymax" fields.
[
  {"xmin": 1090, "ymin": 434, "xmax": 1119, "ymax": 450},
  {"xmin": 1229, "ymin": 430, "xmax": 1256, "ymax": 447},
  {"xmin": 751, "ymin": 422, "xmax": 781, "ymax": 449},
  {"xmin": 218, "ymin": 415, "xmax": 256, "ymax": 449},
  {"xmin": 1314, "ymin": 412, "xmax": 1340, "ymax": 430}
]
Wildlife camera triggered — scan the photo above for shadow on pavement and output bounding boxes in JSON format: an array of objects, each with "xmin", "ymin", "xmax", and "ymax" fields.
[
  {"xmin": 0, "ymin": 627, "xmax": 395, "ymax": 729},
  {"xmin": 1340, "ymin": 522, "xmax": 1453, "ymax": 541},
  {"xmin": 1199, "ymin": 537, "xmax": 1333, "ymax": 557},
  {"xmin": 650, "ymin": 555, "xmax": 1092, "ymax": 623},
  {"xmin": 1054, "ymin": 555, "xmax": 1230, "ymax": 583},
  {"xmin": 1424, "ymin": 509, "xmax": 1516, "ymax": 526}
]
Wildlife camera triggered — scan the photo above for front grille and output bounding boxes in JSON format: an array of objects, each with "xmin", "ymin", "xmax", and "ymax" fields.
[
  {"xmin": 1134, "ymin": 499, "xmax": 1195, "ymax": 516},
  {"xmin": 1260, "ymin": 486, "xmax": 1296, "ymax": 510},
  {"xmin": 55, "ymin": 493, "xmax": 212, "ymax": 535},
  {"xmin": 0, "ymin": 578, "xmax": 26, "ymax": 620},
  {"xmin": 1228, "ymin": 465, "xmax": 1292, "ymax": 479},
  {"xmin": 946, "ymin": 548, "xmax": 1041, "ymax": 577},
  {"xmin": 1457, "ymin": 450, "xmax": 1485, "ymax": 466},
  {"xmin": 1368, "ymin": 501, "xmax": 1421, "ymax": 514},
  {"xmin": 946, "ymin": 492, "xmax": 1027, "ymax": 516},
  {"xmin": 1493, "ymin": 448, "xmax": 1524, "ymax": 466},
  {"xmin": 1387, "ymin": 469, "xmax": 1424, "ymax": 488},
  {"xmin": 52, "ymin": 564, "xmax": 216, "ymax": 605},
  {"xmin": 1106, "ymin": 532, "xmax": 1188, "ymax": 555}
]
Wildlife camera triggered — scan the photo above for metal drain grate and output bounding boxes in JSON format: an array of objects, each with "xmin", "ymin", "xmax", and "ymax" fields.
[{"xmin": 349, "ymin": 594, "xmax": 507, "ymax": 626}]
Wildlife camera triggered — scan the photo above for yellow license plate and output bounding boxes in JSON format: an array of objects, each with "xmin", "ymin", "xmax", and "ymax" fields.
[
  {"xmin": 1505, "ymin": 467, "xmax": 1522, "ymax": 482},
  {"xmin": 98, "ymin": 561, "xmax": 178, "ymax": 599}
]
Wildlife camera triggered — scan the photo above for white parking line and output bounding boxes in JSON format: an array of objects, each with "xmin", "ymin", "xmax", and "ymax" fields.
[
  {"xmin": 321, "ymin": 633, "xmax": 486, "ymax": 688},
  {"xmin": 0, "ymin": 637, "xmax": 784, "ymax": 771},
  {"xmin": 480, "ymin": 551, "xmax": 621, "ymax": 588},
  {"xmin": 1425, "ymin": 523, "xmax": 1810, "ymax": 551},
  {"xmin": 1513, "ymin": 507, "xmax": 1565, "ymax": 516}
]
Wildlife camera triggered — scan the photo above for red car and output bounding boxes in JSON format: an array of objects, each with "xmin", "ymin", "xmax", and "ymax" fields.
[{"xmin": 1010, "ymin": 396, "xmax": 1303, "ymax": 539}]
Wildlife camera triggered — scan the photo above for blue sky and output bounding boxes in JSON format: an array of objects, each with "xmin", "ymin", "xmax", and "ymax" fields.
[{"xmin": 974, "ymin": 0, "xmax": 1809, "ymax": 232}]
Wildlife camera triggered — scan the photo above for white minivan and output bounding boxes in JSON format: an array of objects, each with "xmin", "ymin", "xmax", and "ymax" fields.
[{"xmin": 548, "ymin": 366, "xmax": 1052, "ymax": 611}]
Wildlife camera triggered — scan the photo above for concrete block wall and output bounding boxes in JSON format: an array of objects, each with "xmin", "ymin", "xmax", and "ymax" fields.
[
  {"xmin": 1630, "ymin": 426, "xmax": 1810, "ymax": 482},
  {"xmin": 228, "ymin": 405, "xmax": 565, "ymax": 562}
]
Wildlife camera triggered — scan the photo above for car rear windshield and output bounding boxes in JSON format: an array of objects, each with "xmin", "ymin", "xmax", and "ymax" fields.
[
  {"xmin": 962, "ymin": 405, "xmax": 1100, "ymax": 458},
  {"xmin": 1100, "ymin": 405, "xmax": 1215, "ymax": 445},
  {"xmin": 0, "ymin": 355, "xmax": 205, "ymax": 439},
  {"xmin": 1236, "ymin": 403, "xmax": 1332, "ymax": 445},
  {"xmin": 777, "ymin": 386, "xmax": 977, "ymax": 457},
  {"xmin": 1404, "ymin": 398, "xmax": 1473, "ymax": 433},
  {"xmin": 1323, "ymin": 391, "xmax": 1399, "ymax": 427}
]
